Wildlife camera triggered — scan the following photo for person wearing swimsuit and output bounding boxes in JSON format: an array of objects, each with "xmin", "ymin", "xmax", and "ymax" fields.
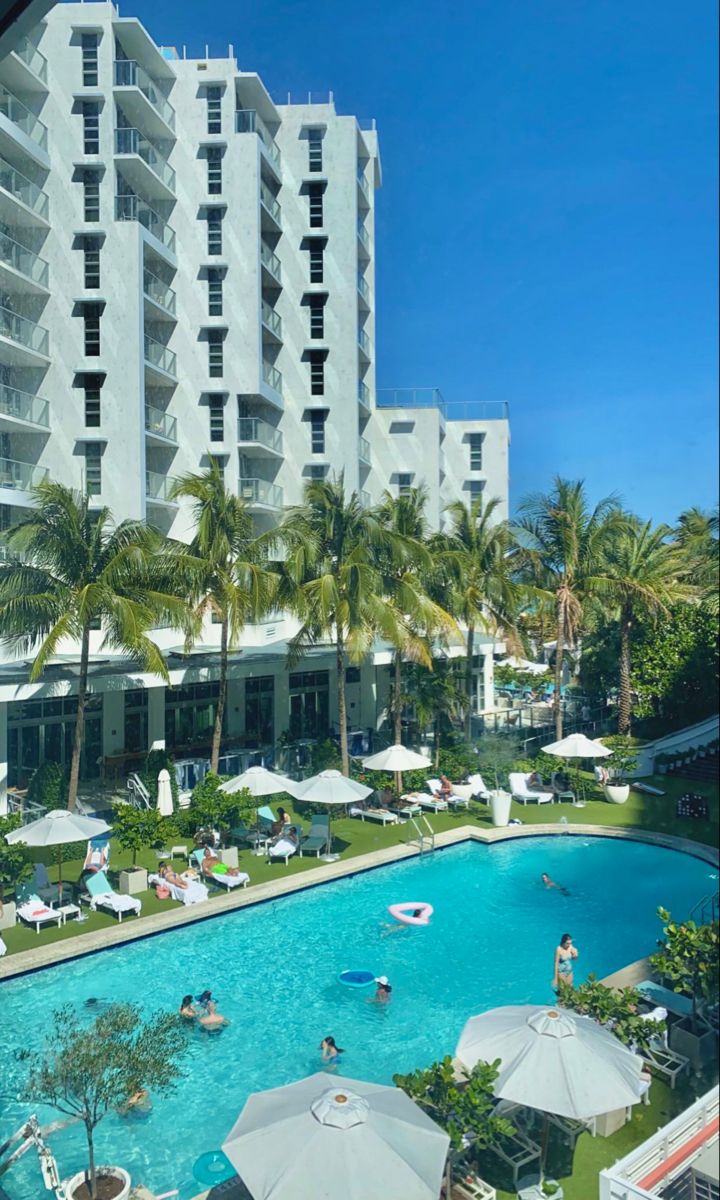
[{"xmin": 553, "ymin": 932, "xmax": 578, "ymax": 990}]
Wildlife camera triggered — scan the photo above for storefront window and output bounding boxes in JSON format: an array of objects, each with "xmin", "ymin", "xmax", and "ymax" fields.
[
  {"xmin": 289, "ymin": 670, "xmax": 329, "ymax": 739},
  {"xmin": 7, "ymin": 694, "xmax": 103, "ymax": 788},
  {"xmin": 245, "ymin": 676, "xmax": 274, "ymax": 745}
]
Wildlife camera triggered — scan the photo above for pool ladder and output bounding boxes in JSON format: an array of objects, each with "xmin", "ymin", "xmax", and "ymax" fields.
[{"xmin": 407, "ymin": 814, "xmax": 436, "ymax": 854}]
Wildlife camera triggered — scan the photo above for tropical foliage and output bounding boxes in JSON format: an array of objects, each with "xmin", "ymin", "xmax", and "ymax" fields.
[
  {"xmin": 650, "ymin": 907, "xmax": 720, "ymax": 1034},
  {"xmin": 556, "ymin": 974, "xmax": 663, "ymax": 1052},
  {"xmin": 393, "ymin": 1055, "xmax": 513, "ymax": 1152}
]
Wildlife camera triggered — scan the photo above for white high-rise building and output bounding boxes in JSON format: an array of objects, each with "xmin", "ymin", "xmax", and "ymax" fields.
[{"xmin": 0, "ymin": 2, "xmax": 509, "ymax": 804}]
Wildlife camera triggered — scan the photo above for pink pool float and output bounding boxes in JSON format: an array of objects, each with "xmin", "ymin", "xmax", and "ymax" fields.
[{"xmin": 387, "ymin": 901, "xmax": 433, "ymax": 926}]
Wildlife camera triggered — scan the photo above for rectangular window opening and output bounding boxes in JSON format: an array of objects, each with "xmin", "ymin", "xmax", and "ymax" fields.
[
  {"xmin": 83, "ymin": 374, "xmax": 102, "ymax": 427},
  {"xmin": 207, "ymin": 146, "xmax": 222, "ymax": 195},
  {"xmin": 207, "ymin": 330, "xmax": 223, "ymax": 378},
  {"xmin": 206, "ymin": 86, "xmax": 222, "ymax": 135},
  {"xmin": 82, "ymin": 101, "xmax": 100, "ymax": 155},
  {"xmin": 469, "ymin": 433, "xmax": 484, "ymax": 472},
  {"xmin": 83, "ymin": 238, "xmax": 101, "ymax": 289},
  {"xmin": 307, "ymin": 182, "xmax": 324, "ymax": 228},
  {"xmin": 308, "ymin": 239, "xmax": 324, "ymax": 284},
  {"xmin": 310, "ymin": 411, "xmax": 326, "ymax": 454},
  {"xmin": 307, "ymin": 127, "xmax": 323, "ymax": 173},
  {"xmin": 208, "ymin": 393, "xmax": 224, "ymax": 442},
  {"xmin": 309, "ymin": 298, "xmax": 324, "ymax": 340},
  {"xmin": 81, "ymin": 33, "xmax": 99, "ymax": 88},
  {"xmin": 83, "ymin": 304, "xmax": 101, "ymax": 356},
  {"xmin": 308, "ymin": 352, "xmax": 325, "ymax": 396},
  {"xmin": 207, "ymin": 208, "xmax": 223, "ymax": 256},
  {"xmin": 207, "ymin": 268, "xmax": 223, "ymax": 317},
  {"xmin": 84, "ymin": 443, "xmax": 102, "ymax": 495},
  {"xmin": 398, "ymin": 473, "xmax": 412, "ymax": 496},
  {"xmin": 82, "ymin": 170, "xmax": 100, "ymax": 222}
]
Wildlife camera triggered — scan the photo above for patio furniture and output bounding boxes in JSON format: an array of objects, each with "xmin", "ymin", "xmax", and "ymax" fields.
[
  {"xmin": 85, "ymin": 871, "xmax": 142, "ymax": 921},
  {"xmin": 29, "ymin": 863, "xmax": 61, "ymax": 906},
  {"xmin": 266, "ymin": 828, "xmax": 300, "ymax": 865},
  {"xmin": 208, "ymin": 869, "xmax": 250, "ymax": 890},
  {"xmin": 16, "ymin": 895, "xmax": 64, "ymax": 934},
  {"xmin": 508, "ymin": 773, "xmax": 554, "ymax": 806},
  {"xmin": 489, "ymin": 1129, "xmax": 542, "ymax": 1190},
  {"xmin": 148, "ymin": 871, "xmax": 208, "ymax": 906},
  {"xmin": 641, "ymin": 1039, "xmax": 691, "ymax": 1088},
  {"xmin": 58, "ymin": 902, "xmax": 83, "ymax": 925},
  {"xmin": 635, "ymin": 980, "xmax": 693, "ymax": 1019},
  {"xmin": 352, "ymin": 800, "xmax": 399, "ymax": 824},
  {"xmin": 414, "ymin": 792, "xmax": 448, "ymax": 813},
  {"xmin": 299, "ymin": 814, "xmax": 331, "ymax": 858}
]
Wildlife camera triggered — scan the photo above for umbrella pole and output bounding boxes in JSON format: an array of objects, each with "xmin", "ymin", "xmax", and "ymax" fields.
[
  {"xmin": 57, "ymin": 844, "xmax": 63, "ymax": 900},
  {"xmin": 540, "ymin": 1111, "xmax": 549, "ymax": 1182}
]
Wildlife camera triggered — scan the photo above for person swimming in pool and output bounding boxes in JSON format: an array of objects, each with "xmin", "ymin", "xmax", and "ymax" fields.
[
  {"xmin": 553, "ymin": 932, "xmax": 578, "ymax": 990},
  {"xmin": 541, "ymin": 872, "xmax": 570, "ymax": 896},
  {"xmin": 198, "ymin": 998, "xmax": 229, "ymax": 1030},
  {"xmin": 380, "ymin": 908, "xmax": 424, "ymax": 936},
  {"xmin": 179, "ymin": 994, "xmax": 198, "ymax": 1020},
  {"xmin": 320, "ymin": 1036, "xmax": 344, "ymax": 1070},
  {"xmin": 368, "ymin": 976, "xmax": 393, "ymax": 1004}
]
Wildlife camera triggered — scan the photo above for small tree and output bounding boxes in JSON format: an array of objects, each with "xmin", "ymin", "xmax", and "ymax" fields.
[
  {"xmin": 556, "ymin": 974, "xmax": 662, "ymax": 1052},
  {"xmin": 476, "ymin": 733, "xmax": 523, "ymax": 791},
  {"xmin": 601, "ymin": 735, "xmax": 639, "ymax": 782},
  {"xmin": 175, "ymin": 773, "xmax": 256, "ymax": 841},
  {"xmin": 111, "ymin": 803, "xmax": 171, "ymax": 867},
  {"xmin": 650, "ymin": 908, "xmax": 720, "ymax": 1034},
  {"xmin": 0, "ymin": 813, "xmax": 33, "ymax": 911},
  {"xmin": 393, "ymin": 1056, "xmax": 513, "ymax": 1152},
  {"xmin": 27, "ymin": 1003, "xmax": 188, "ymax": 1200}
]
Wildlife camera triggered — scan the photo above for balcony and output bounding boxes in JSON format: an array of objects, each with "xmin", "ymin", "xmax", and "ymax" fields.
[
  {"xmin": 115, "ymin": 194, "xmax": 176, "ymax": 255},
  {"xmin": 144, "ymin": 333, "xmax": 176, "ymax": 381},
  {"xmin": 0, "ymin": 155, "xmax": 49, "ymax": 225},
  {"xmin": 238, "ymin": 477, "xmax": 284, "ymax": 510},
  {"xmin": 357, "ymin": 379, "xmax": 371, "ymax": 413},
  {"xmin": 0, "ymin": 228, "xmax": 48, "ymax": 293},
  {"xmin": 358, "ymin": 328, "xmax": 371, "ymax": 359},
  {"xmin": 357, "ymin": 272, "xmax": 370, "ymax": 308},
  {"xmin": 113, "ymin": 60, "xmax": 175, "ymax": 137},
  {"xmin": 359, "ymin": 489, "xmax": 371, "ymax": 510},
  {"xmin": 5, "ymin": 36, "xmax": 48, "ymax": 95},
  {"xmin": 143, "ymin": 268, "xmax": 176, "ymax": 318},
  {"xmin": 358, "ymin": 435, "xmax": 371, "ymax": 466},
  {"xmin": 261, "ymin": 299, "xmax": 282, "ymax": 342},
  {"xmin": 0, "ymin": 457, "xmax": 48, "ymax": 496},
  {"xmin": 115, "ymin": 127, "xmax": 175, "ymax": 199},
  {"xmin": 357, "ymin": 167, "xmax": 370, "ymax": 206},
  {"xmin": 262, "ymin": 360, "xmax": 282, "ymax": 395},
  {"xmin": 146, "ymin": 469, "xmax": 177, "ymax": 507},
  {"xmin": 357, "ymin": 221, "xmax": 370, "ymax": 257},
  {"xmin": 0, "ymin": 302, "xmax": 49, "ymax": 363},
  {"xmin": 235, "ymin": 110, "xmax": 281, "ymax": 176},
  {"xmin": 145, "ymin": 402, "xmax": 177, "ymax": 444},
  {"xmin": 260, "ymin": 241, "xmax": 282, "ymax": 287},
  {"xmin": 237, "ymin": 417, "xmax": 283, "ymax": 457},
  {"xmin": 0, "ymin": 384, "xmax": 49, "ymax": 431},
  {"xmin": 0, "ymin": 85, "xmax": 48, "ymax": 155},
  {"xmin": 260, "ymin": 181, "xmax": 281, "ymax": 231}
]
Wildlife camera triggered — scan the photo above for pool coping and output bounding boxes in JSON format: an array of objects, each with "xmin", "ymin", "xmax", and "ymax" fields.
[{"xmin": 1, "ymin": 823, "xmax": 717, "ymax": 981}]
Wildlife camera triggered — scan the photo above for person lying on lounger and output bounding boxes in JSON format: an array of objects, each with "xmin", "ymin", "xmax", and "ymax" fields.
[
  {"xmin": 200, "ymin": 846, "xmax": 242, "ymax": 878},
  {"xmin": 159, "ymin": 864, "xmax": 189, "ymax": 889}
]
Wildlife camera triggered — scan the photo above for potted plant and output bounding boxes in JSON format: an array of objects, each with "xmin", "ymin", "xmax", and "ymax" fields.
[
  {"xmin": 27, "ymin": 1002, "xmax": 188, "ymax": 1200},
  {"xmin": 111, "ymin": 803, "xmax": 173, "ymax": 893},
  {"xmin": 601, "ymin": 736, "xmax": 638, "ymax": 803},
  {"xmin": 542, "ymin": 1182, "xmax": 562, "ymax": 1199},
  {"xmin": 650, "ymin": 907, "xmax": 719, "ymax": 1069},
  {"xmin": 477, "ymin": 735, "xmax": 519, "ymax": 827},
  {"xmin": 0, "ymin": 814, "xmax": 33, "ymax": 930}
]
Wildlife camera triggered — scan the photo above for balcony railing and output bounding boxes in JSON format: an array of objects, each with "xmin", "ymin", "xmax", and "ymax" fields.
[
  {"xmin": 357, "ymin": 221, "xmax": 370, "ymax": 252},
  {"xmin": 260, "ymin": 181, "xmax": 281, "ymax": 223},
  {"xmin": 358, "ymin": 328, "xmax": 371, "ymax": 356},
  {"xmin": 0, "ymin": 155, "xmax": 49, "ymax": 219},
  {"xmin": 13, "ymin": 36, "xmax": 48, "ymax": 84},
  {"xmin": 235, "ymin": 110, "xmax": 281, "ymax": 167},
  {"xmin": 237, "ymin": 417, "xmax": 283, "ymax": 454},
  {"xmin": 115, "ymin": 127, "xmax": 175, "ymax": 191},
  {"xmin": 261, "ymin": 299, "xmax": 282, "ymax": 339},
  {"xmin": 146, "ymin": 470, "xmax": 176, "ymax": 503},
  {"xmin": 0, "ymin": 303, "xmax": 48, "ymax": 355},
  {"xmin": 0, "ymin": 457, "xmax": 48, "ymax": 491},
  {"xmin": 262, "ymin": 360, "xmax": 282, "ymax": 393},
  {"xmin": 113, "ymin": 60, "xmax": 175, "ymax": 131},
  {"xmin": 0, "ymin": 229, "xmax": 48, "ymax": 287},
  {"xmin": 238, "ymin": 478, "xmax": 284, "ymax": 509},
  {"xmin": 358, "ymin": 380, "xmax": 370, "ymax": 408},
  {"xmin": 0, "ymin": 384, "xmax": 49, "ymax": 427},
  {"xmin": 143, "ymin": 268, "xmax": 176, "ymax": 315},
  {"xmin": 260, "ymin": 241, "xmax": 282, "ymax": 284},
  {"xmin": 115, "ymin": 194, "xmax": 176, "ymax": 253},
  {"xmin": 144, "ymin": 334, "xmax": 176, "ymax": 377},
  {"xmin": 145, "ymin": 403, "xmax": 177, "ymax": 441},
  {"xmin": 359, "ymin": 489, "xmax": 371, "ymax": 509},
  {"xmin": 357, "ymin": 167, "xmax": 370, "ymax": 202},
  {"xmin": 358, "ymin": 435, "xmax": 371, "ymax": 465},
  {"xmin": 0, "ymin": 86, "xmax": 48, "ymax": 150},
  {"xmin": 357, "ymin": 273, "xmax": 370, "ymax": 304}
]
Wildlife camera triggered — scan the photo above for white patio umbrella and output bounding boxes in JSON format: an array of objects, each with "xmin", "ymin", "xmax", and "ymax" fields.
[
  {"xmin": 218, "ymin": 765, "xmax": 295, "ymax": 797},
  {"xmin": 5, "ymin": 809, "xmax": 111, "ymax": 894},
  {"xmin": 362, "ymin": 743, "xmax": 432, "ymax": 794},
  {"xmin": 222, "ymin": 1072, "xmax": 450, "ymax": 1200},
  {"xmin": 542, "ymin": 733, "xmax": 612, "ymax": 802},
  {"xmin": 456, "ymin": 1005, "xmax": 644, "ymax": 1177},
  {"xmin": 156, "ymin": 769, "xmax": 174, "ymax": 817},
  {"xmin": 290, "ymin": 769, "xmax": 372, "ymax": 860}
]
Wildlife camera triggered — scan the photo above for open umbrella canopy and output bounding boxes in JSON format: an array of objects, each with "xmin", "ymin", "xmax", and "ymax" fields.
[
  {"xmin": 456, "ymin": 1005, "xmax": 644, "ymax": 1121},
  {"xmin": 156, "ymin": 769, "xmax": 174, "ymax": 817},
  {"xmin": 542, "ymin": 734, "xmax": 612, "ymax": 760},
  {"xmin": 362, "ymin": 744, "xmax": 432, "ymax": 773},
  {"xmin": 219, "ymin": 765, "xmax": 295, "ymax": 797},
  {"xmin": 5, "ymin": 809, "xmax": 111, "ymax": 848},
  {"xmin": 222, "ymin": 1072, "xmax": 450, "ymax": 1200},
  {"xmin": 290, "ymin": 769, "xmax": 372, "ymax": 806}
]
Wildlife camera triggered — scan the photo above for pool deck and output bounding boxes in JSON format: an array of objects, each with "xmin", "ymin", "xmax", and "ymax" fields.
[{"xmin": 1, "ymin": 823, "xmax": 717, "ymax": 981}]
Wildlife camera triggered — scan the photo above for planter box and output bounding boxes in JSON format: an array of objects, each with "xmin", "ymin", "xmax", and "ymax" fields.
[
  {"xmin": 605, "ymin": 784, "xmax": 630, "ymax": 804},
  {"xmin": 594, "ymin": 1105, "xmax": 628, "ymax": 1137},
  {"xmin": 217, "ymin": 846, "xmax": 238, "ymax": 868},
  {"xmin": 670, "ymin": 1019, "xmax": 718, "ymax": 1070},
  {"xmin": 118, "ymin": 869, "xmax": 148, "ymax": 896},
  {"xmin": 0, "ymin": 901, "xmax": 16, "ymax": 930},
  {"xmin": 489, "ymin": 789, "xmax": 512, "ymax": 827}
]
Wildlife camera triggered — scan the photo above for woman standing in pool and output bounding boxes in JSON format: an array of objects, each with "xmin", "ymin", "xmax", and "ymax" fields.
[
  {"xmin": 553, "ymin": 932, "xmax": 578, "ymax": 990},
  {"xmin": 320, "ymin": 1036, "xmax": 344, "ymax": 1070}
]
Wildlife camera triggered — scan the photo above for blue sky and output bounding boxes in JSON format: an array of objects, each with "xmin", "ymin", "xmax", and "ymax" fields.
[{"xmin": 134, "ymin": 0, "xmax": 718, "ymax": 522}]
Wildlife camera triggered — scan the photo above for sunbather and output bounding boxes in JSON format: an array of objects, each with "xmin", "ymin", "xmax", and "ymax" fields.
[
  {"xmin": 199, "ymin": 846, "xmax": 242, "ymax": 878},
  {"xmin": 271, "ymin": 806, "xmax": 291, "ymax": 836},
  {"xmin": 267, "ymin": 826, "xmax": 299, "ymax": 857},
  {"xmin": 159, "ymin": 864, "xmax": 188, "ymax": 889},
  {"xmin": 434, "ymin": 775, "xmax": 453, "ymax": 799}
]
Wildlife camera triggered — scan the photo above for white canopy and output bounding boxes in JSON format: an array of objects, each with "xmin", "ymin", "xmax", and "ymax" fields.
[
  {"xmin": 290, "ymin": 769, "xmax": 372, "ymax": 806},
  {"xmin": 156, "ymin": 769, "xmax": 174, "ymax": 817},
  {"xmin": 5, "ymin": 809, "xmax": 110, "ymax": 848},
  {"xmin": 542, "ymin": 733, "xmax": 612, "ymax": 760},
  {"xmin": 222, "ymin": 1072, "xmax": 450, "ymax": 1200},
  {"xmin": 362, "ymin": 744, "xmax": 432, "ymax": 772},
  {"xmin": 497, "ymin": 657, "xmax": 549, "ymax": 676},
  {"xmin": 219, "ymin": 765, "xmax": 295, "ymax": 797},
  {"xmin": 456, "ymin": 1004, "xmax": 644, "ymax": 1121}
]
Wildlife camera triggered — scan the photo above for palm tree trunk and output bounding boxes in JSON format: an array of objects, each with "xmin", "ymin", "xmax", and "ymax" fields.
[
  {"xmin": 464, "ymin": 623, "xmax": 475, "ymax": 742},
  {"xmin": 68, "ymin": 624, "xmax": 90, "ymax": 813},
  {"xmin": 393, "ymin": 652, "xmax": 403, "ymax": 744},
  {"xmin": 211, "ymin": 616, "xmax": 228, "ymax": 773},
  {"xmin": 554, "ymin": 606, "xmax": 564, "ymax": 739},
  {"xmin": 618, "ymin": 602, "xmax": 633, "ymax": 736},
  {"xmin": 433, "ymin": 717, "xmax": 440, "ymax": 769},
  {"xmin": 336, "ymin": 628, "xmax": 349, "ymax": 776}
]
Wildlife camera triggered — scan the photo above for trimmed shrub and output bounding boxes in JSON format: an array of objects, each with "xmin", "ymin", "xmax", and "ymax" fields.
[{"xmin": 27, "ymin": 762, "xmax": 68, "ymax": 811}]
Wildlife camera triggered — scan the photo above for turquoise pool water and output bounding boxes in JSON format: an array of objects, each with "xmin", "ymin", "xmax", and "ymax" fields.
[{"xmin": 0, "ymin": 836, "xmax": 713, "ymax": 1198}]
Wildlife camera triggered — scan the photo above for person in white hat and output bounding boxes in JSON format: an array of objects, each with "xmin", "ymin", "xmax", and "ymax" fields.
[{"xmin": 369, "ymin": 976, "xmax": 393, "ymax": 1004}]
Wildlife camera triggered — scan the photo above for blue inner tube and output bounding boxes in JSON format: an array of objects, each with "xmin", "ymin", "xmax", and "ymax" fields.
[
  {"xmin": 193, "ymin": 1150, "xmax": 235, "ymax": 1186},
  {"xmin": 339, "ymin": 969, "xmax": 375, "ymax": 988}
]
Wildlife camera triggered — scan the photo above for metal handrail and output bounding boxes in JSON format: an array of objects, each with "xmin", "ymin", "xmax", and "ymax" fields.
[
  {"xmin": 261, "ymin": 300, "xmax": 282, "ymax": 338},
  {"xmin": 145, "ymin": 402, "xmax": 177, "ymax": 441},
  {"xmin": 238, "ymin": 478, "xmax": 284, "ymax": 508},
  {"xmin": 0, "ymin": 384, "xmax": 49, "ymax": 427},
  {"xmin": 0, "ymin": 85, "xmax": 48, "ymax": 149},
  {"xmin": 357, "ymin": 273, "xmax": 370, "ymax": 303},
  {"xmin": 115, "ymin": 127, "xmax": 175, "ymax": 191},
  {"xmin": 0, "ymin": 155, "xmax": 49, "ymax": 218},
  {"xmin": 235, "ymin": 110, "xmax": 281, "ymax": 166},
  {"xmin": 237, "ymin": 417, "xmax": 283, "ymax": 453},
  {"xmin": 144, "ymin": 334, "xmax": 176, "ymax": 377},
  {"xmin": 143, "ymin": 268, "xmax": 176, "ymax": 314},
  {"xmin": 260, "ymin": 181, "xmax": 281, "ymax": 223},
  {"xmin": 115, "ymin": 194, "xmax": 176, "ymax": 253},
  {"xmin": 262, "ymin": 360, "xmax": 282, "ymax": 393},
  {"xmin": 13, "ymin": 35, "xmax": 48, "ymax": 83},
  {"xmin": 146, "ymin": 470, "xmax": 176, "ymax": 502},
  {"xmin": 113, "ymin": 59, "xmax": 175, "ymax": 130},
  {"xmin": 358, "ymin": 328, "xmax": 371, "ymax": 355},
  {"xmin": 357, "ymin": 380, "xmax": 370, "ymax": 408},
  {"xmin": 0, "ymin": 457, "xmax": 48, "ymax": 490},
  {"xmin": 260, "ymin": 241, "xmax": 282, "ymax": 283},
  {"xmin": 0, "ymin": 228, "xmax": 48, "ymax": 286},
  {"xmin": 357, "ymin": 221, "xmax": 370, "ymax": 252},
  {"xmin": 358, "ymin": 435, "xmax": 371, "ymax": 464},
  {"xmin": 356, "ymin": 168, "xmax": 370, "ymax": 201},
  {"xmin": 0, "ymin": 303, "xmax": 49, "ymax": 354},
  {"xmin": 359, "ymin": 489, "xmax": 371, "ymax": 509}
]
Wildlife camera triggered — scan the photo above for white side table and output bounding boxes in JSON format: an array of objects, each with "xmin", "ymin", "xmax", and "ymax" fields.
[{"xmin": 58, "ymin": 903, "xmax": 82, "ymax": 925}]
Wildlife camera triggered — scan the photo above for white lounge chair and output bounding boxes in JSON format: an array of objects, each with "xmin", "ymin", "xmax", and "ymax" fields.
[
  {"xmin": 415, "ymin": 793, "xmax": 448, "ymax": 812},
  {"xmin": 86, "ymin": 872, "xmax": 142, "ymax": 921},
  {"xmin": 509, "ymin": 772, "xmax": 554, "ymax": 806},
  {"xmin": 267, "ymin": 832, "xmax": 299, "ymax": 865},
  {"xmin": 16, "ymin": 896, "xmax": 64, "ymax": 934},
  {"xmin": 148, "ymin": 872, "xmax": 208, "ymax": 906},
  {"xmin": 351, "ymin": 802, "xmax": 399, "ymax": 824},
  {"xmin": 207, "ymin": 870, "xmax": 249, "ymax": 890}
]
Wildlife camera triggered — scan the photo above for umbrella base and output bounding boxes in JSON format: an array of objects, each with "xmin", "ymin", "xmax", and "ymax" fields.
[{"xmin": 321, "ymin": 853, "xmax": 340, "ymax": 863}]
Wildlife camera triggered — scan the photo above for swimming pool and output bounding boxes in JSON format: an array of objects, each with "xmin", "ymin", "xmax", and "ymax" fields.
[{"xmin": 0, "ymin": 835, "xmax": 713, "ymax": 1198}]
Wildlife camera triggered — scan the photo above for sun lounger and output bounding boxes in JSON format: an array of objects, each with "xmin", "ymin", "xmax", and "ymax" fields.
[
  {"xmin": 266, "ymin": 833, "xmax": 299, "ymax": 865},
  {"xmin": 351, "ymin": 802, "xmax": 399, "ymax": 824},
  {"xmin": 16, "ymin": 895, "xmax": 64, "ymax": 934},
  {"xmin": 414, "ymin": 794, "xmax": 448, "ymax": 813},
  {"xmin": 489, "ymin": 1128, "xmax": 542, "ymax": 1189},
  {"xmin": 299, "ymin": 815, "xmax": 330, "ymax": 857},
  {"xmin": 641, "ymin": 1039, "xmax": 691, "ymax": 1088},
  {"xmin": 635, "ymin": 979, "xmax": 693, "ymax": 1019},
  {"xmin": 85, "ymin": 871, "xmax": 142, "ymax": 921},
  {"xmin": 148, "ymin": 872, "xmax": 208, "ymax": 906},
  {"xmin": 509, "ymin": 772, "xmax": 554, "ymax": 806},
  {"xmin": 207, "ymin": 870, "xmax": 249, "ymax": 890}
]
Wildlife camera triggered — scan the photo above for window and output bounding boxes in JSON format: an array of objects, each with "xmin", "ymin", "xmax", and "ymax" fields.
[
  {"xmin": 308, "ymin": 239, "xmax": 324, "ymax": 283},
  {"xmin": 206, "ymin": 85, "xmax": 222, "ymax": 135},
  {"xmin": 84, "ymin": 443, "xmax": 102, "ymax": 495},
  {"xmin": 207, "ymin": 146, "xmax": 222, "ymax": 194},
  {"xmin": 307, "ymin": 127, "xmax": 323, "ymax": 172},
  {"xmin": 83, "ymin": 304, "xmax": 101, "ymax": 356},
  {"xmin": 207, "ymin": 329, "xmax": 223, "ymax": 377},
  {"xmin": 468, "ymin": 480, "xmax": 485, "ymax": 502},
  {"xmin": 81, "ymin": 33, "xmax": 99, "ymax": 87},
  {"xmin": 245, "ymin": 676, "xmax": 274, "ymax": 744},
  {"xmin": 308, "ymin": 182, "xmax": 324, "ymax": 228},
  {"xmin": 82, "ymin": 170, "xmax": 100, "ymax": 222},
  {"xmin": 308, "ymin": 464, "xmax": 326, "ymax": 480},
  {"xmin": 397, "ymin": 473, "xmax": 412, "ymax": 496},
  {"xmin": 309, "ymin": 296, "xmax": 324, "ymax": 340},
  {"xmin": 124, "ymin": 689, "xmax": 148, "ymax": 753},
  {"xmin": 308, "ymin": 351, "xmax": 325, "ymax": 396},
  {"xmin": 82, "ymin": 101, "xmax": 100, "ymax": 154},
  {"xmin": 289, "ymin": 670, "xmax": 329, "ymax": 740},
  {"xmin": 165, "ymin": 680, "xmax": 222, "ymax": 749},
  {"xmin": 83, "ymin": 374, "xmax": 102, "ymax": 427},
  {"xmin": 207, "ymin": 208, "xmax": 223, "ymax": 256},
  {"xmin": 468, "ymin": 433, "xmax": 484, "ymax": 471},
  {"xmin": 207, "ymin": 268, "xmax": 223, "ymax": 316},
  {"xmin": 208, "ymin": 393, "xmax": 224, "ymax": 441},
  {"xmin": 83, "ymin": 237, "xmax": 101, "ymax": 288},
  {"xmin": 310, "ymin": 411, "xmax": 326, "ymax": 454}
]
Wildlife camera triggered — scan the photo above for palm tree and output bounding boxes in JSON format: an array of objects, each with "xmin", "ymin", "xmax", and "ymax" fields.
[
  {"xmin": 674, "ymin": 507, "xmax": 719, "ymax": 612},
  {"xmin": 515, "ymin": 478, "xmax": 628, "ymax": 737},
  {"xmin": 278, "ymin": 476, "xmax": 410, "ymax": 775},
  {"xmin": 403, "ymin": 657, "xmax": 467, "ymax": 768},
  {"xmin": 0, "ymin": 482, "xmax": 185, "ymax": 810},
  {"xmin": 602, "ymin": 519, "xmax": 690, "ymax": 734},
  {"xmin": 376, "ymin": 487, "xmax": 458, "ymax": 744},
  {"xmin": 438, "ymin": 495, "xmax": 521, "ymax": 741},
  {"xmin": 169, "ymin": 462, "xmax": 277, "ymax": 773}
]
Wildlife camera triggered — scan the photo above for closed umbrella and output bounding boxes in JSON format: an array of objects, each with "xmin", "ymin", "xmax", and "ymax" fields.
[
  {"xmin": 362, "ymin": 743, "xmax": 432, "ymax": 794},
  {"xmin": 222, "ymin": 1072, "xmax": 450, "ymax": 1200},
  {"xmin": 156, "ymin": 769, "xmax": 174, "ymax": 817},
  {"xmin": 5, "ymin": 809, "xmax": 111, "ymax": 895},
  {"xmin": 290, "ymin": 769, "xmax": 372, "ymax": 860},
  {"xmin": 542, "ymin": 733, "xmax": 611, "ymax": 803}
]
